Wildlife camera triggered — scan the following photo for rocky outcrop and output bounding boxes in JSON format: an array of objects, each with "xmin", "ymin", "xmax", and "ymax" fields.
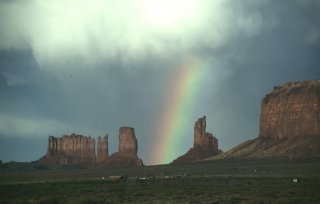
[
  {"xmin": 119, "ymin": 127, "xmax": 138, "ymax": 154},
  {"xmin": 194, "ymin": 116, "xmax": 218, "ymax": 150},
  {"xmin": 106, "ymin": 152, "xmax": 143, "ymax": 167},
  {"xmin": 172, "ymin": 116, "xmax": 221, "ymax": 164},
  {"xmin": 97, "ymin": 135, "xmax": 108, "ymax": 163},
  {"xmin": 39, "ymin": 134, "xmax": 96, "ymax": 165},
  {"xmin": 107, "ymin": 127, "xmax": 143, "ymax": 167},
  {"xmin": 259, "ymin": 80, "xmax": 320, "ymax": 139},
  {"xmin": 39, "ymin": 128, "xmax": 143, "ymax": 167},
  {"xmin": 206, "ymin": 80, "xmax": 320, "ymax": 161}
]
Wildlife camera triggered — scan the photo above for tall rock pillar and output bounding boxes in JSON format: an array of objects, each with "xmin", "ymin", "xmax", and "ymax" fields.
[
  {"xmin": 172, "ymin": 116, "xmax": 221, "ymax": 164},
  {"xmin": 119, "ymin": 127, "xmax": 138, "ymax": 154},
  {"xmin": 97, "ymin": 135, "xmax": 108, "ymax": 163},
  {"xmin": 107, "ymin": 127, "xmax": 143, "ymax": 167},
  {"xmin": 194, "ymin": 116, "xmax": 218, "ymax": 150}
]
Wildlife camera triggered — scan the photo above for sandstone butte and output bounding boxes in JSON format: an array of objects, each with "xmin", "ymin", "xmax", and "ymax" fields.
[
  {"xmin": 38, "ymin": 127, "xmax": 143, "ymax": 167},
  {"xmin": 172, "ymin": 116, "xmax": 222, "ymax": 164},
  {"xmin": 206, "ymin": 79, "xmax": 320, "ymax": 160},
  {"xmin": 106, "ymin": 127, "xmax": 143, "ymax": 167}
]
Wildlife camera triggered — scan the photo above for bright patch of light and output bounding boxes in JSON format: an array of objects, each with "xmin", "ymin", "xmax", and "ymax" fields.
[
  {"xmin": 135, "ymin": 0, "xmax": 199, "ymax": 28},
  {"xmin": 0, "ymin": 0, "xmax": 264, "ymax": 65}
]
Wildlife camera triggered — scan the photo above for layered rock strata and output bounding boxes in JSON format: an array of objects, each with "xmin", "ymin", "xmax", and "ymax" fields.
[
  {"xmin": 259, "ymin": 80, "xmax": 320, "ymax": 139},
  {"xmin": 172, "ymin": 116, "xmax": 221, "ymax": 164}
]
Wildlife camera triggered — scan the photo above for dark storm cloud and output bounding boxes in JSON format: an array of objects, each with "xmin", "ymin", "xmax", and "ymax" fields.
[
  {"xmin": 203, "ymin": 0, "xmax": 320, "ymax": 149},
  {"xmin": 0, "ymin": 0, "xmax": 319, "ymax": 164},
  {"xmin": 0, "ymin": 49, "xmax": 62, "ymax": 117},
  {"xmin": 0, "ymin": 136, "xmax": 47, "ymax": 162},
  {"xmin": 0, "ymin": 50, "xmax": 177, "ymax": 159}
]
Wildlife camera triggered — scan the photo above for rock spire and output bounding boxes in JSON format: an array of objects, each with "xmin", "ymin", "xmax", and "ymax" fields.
[{"xmin": 172, "ymin": 116, "xmax": 221, "ymax": 164}]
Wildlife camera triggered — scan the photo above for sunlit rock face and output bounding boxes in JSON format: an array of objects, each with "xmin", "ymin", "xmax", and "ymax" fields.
[
  {"xmin": 41, "ymin": 134, "xmax": 96, "ymax": 165},
  {"xmin": 172, "ymin": 116, "xmax": 222, "ymax": 164},
  {"xmin": 107, "ymin": 127, "xmax": 143, "ymax": 167},
  {"xmin": 259, "ymin": 80, "xmax": 320, "ymax": 139}
]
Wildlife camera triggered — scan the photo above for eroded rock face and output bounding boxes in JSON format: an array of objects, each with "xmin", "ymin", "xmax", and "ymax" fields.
[
  {"xmin": 41, "ymin": 134, "xmax": 96, "ymax": 165},
  {"xmin": 119, "ymin": 127, "xmax": 138, "ymax": 154},
  {"xmin": 259, "ymin": 80, "xmax": 320, "ymax": 139},
  {"xmin": 194, "ymin": 116, "xmax": 218, "ymax": 150},
  {"xmin": 97, "ymin": 135, "xmax": 108, "ymax": 163},
  {"xmin": 39, "ymin": 128, "xmax": 144, "ymax": 167},
  {"xmin": 172, "ymin": 116, "xmax": 221, "ymax": 164},
  {"xmin": 204, "ymin": 80, "xmax": 320, "ymax": 161},
  {"xmin": 107, "ymin": 127, "xmax": 143, "ymax": 167}
]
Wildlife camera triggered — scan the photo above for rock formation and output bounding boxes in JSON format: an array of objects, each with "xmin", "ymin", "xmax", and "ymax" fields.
[
  {"xmin": 39, "ymin": 127, "xmax": 144, "ymax": 167},
  {"xmin": 97, "ymin": 135, "xmax": 108, "ymax": 163},
  {"xmin": 119, "ymin": 127, "xmax": 138, "ymax": 154},
  {"xmin": 107, "ymin": 127, "xmax": 143, "ymax": 167},
  {"xmin": 172, "ymin": 116, "xmax": 221, "ymax": 164},
  {"xmin": 194, "ymin": 116, "xmax": 218, "ymax": 150},
  {"xmin": 206, "ymin": 80, "xmax": 320, "ymax": 160},
  {"xmin": 259, "ymin": 80, "xmax": 320, "ymax": 139},
  {"xmin": 39, "ymin": 133, "xmax": 96, "ymax": 165}
]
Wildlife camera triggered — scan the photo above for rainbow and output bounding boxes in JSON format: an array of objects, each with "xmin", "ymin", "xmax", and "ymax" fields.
[{"xmin": 151, "ymin": 56, "xmax": 210, "ymax": 165}]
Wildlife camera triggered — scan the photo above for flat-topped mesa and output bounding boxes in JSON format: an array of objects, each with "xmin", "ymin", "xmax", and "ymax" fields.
[
  {"xmin": 107, "ymin": 127, "xmax": 143, "ymax": 167},
  {"xmin": 42, "ymin": 133, "xmax": 96, "ymax": 165},
  {"xmin": 172, "ymin": 116, "xmax": 221, "ymax": 164},
  {"xmin": 205, "ymin": 80, "xmax": 320, "ymax": 161},
  {"xmin": 97, "ymin": 135, "xmax": 108, "ymax": 163},
  {"xmin": 259, "ymin": 80, "xmax": 320, "ymax": 139}
]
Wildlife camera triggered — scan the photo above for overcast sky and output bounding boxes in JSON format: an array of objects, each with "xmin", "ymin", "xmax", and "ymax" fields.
[{"xmin": 0, "ymin": 0, "xmax": 319, "ymax": 165}]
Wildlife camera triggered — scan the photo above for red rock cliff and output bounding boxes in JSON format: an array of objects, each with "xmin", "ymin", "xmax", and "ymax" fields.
[
  {"xmin": 119, "ymin": 127, "xmax": 138, "ymax": 154},
  {"xmin": 39, "ymin": 128, "xmax": 144, "ymax": 167},
  {"xmin": 259, "ymin": 80, "xmax": 320, "ymax": 139},
  {"xmin": 42, "ymin": 133, "xmax": 96, "ymax": 165},
  {"xmin": 107, "ymin": 127, "xmax": 143, "ymax": 167}
]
